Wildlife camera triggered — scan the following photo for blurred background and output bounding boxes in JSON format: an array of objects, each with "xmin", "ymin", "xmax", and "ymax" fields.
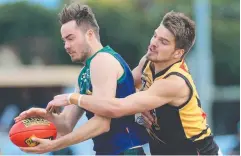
[{"xmin": 0, "ymin": 0, "xmax": 239, "ymax": 155}]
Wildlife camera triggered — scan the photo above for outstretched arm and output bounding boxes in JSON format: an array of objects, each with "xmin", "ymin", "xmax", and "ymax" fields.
[
  {"xmin": 71, "ymin": 75, "xmax": 189, "ymax": 118},
  {"xmin": 21, "ymin": 53, "xmax": 122, "ymax": 154}
]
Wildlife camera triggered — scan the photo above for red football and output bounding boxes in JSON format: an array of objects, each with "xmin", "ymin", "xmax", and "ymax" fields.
[{"xmin": 9, "ymin": 117, "xmax": 57, "ymax": 147}]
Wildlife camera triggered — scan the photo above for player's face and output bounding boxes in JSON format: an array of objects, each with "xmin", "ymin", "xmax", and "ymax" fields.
[
  {"xmin": 146, "ymin": 24, "xmax": 178, "ymax": 63},
  {"xmin": 61, "ymin": 20, "xmax": 90, "ymax": 63}
]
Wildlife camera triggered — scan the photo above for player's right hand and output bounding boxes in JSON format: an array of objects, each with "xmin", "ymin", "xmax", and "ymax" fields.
[
  {"xmin": 141, "ymin": 111, "xmax": 154, "ymax": 128},
  {"xmin": 14, "ymin": 108, "xmax": 52, "ymax": 123},
  {"xmin": 46, "ymin": 94, "xmax": 70, "ymax": 114}
]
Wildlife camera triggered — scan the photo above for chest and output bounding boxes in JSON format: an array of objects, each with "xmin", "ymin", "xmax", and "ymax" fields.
[{"xmin": 140, "ymin": 71, "xmax": 165, "ymax": 91}]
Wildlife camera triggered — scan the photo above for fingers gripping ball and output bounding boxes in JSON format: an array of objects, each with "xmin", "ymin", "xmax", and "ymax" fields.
[{"xmin": 9, "ymin": 118, "xmax": 57, "ymax": 147}]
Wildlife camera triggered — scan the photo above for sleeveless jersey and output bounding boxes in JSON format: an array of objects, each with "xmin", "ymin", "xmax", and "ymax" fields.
[{"xmin": 78, "ymin": 46, "xmax": 148, "ymax": 154}]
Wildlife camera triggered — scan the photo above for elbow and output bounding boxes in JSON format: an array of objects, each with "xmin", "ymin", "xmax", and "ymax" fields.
[
  {"xmin": 99, "ymin": 119, "xmax": 110, "ymax": 133},
  {"xmin": 103, "ymin": 123, "xmax": 110, "ymax": 133}
]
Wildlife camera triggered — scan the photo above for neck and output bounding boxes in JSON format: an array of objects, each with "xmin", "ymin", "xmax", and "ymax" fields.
[
  {"xmin": 153, "ymin": 59, "xmax": 181, "ymax": 74},
  {"xmin": 88, "ymin": 40, "xmax": 103, "ymax": 59}
]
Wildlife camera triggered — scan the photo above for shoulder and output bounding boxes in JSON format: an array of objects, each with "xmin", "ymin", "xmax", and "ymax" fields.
[
  {"xmin": 90, "ymin": 52, "xmax": 122, "ymax": 77},
  {"xmin": 138, "ymin": 55, "xmax": 148, "ymax": 69},
  {"xmin": 90, "ymin": 52, "xmax": 119, "ymax": 68}
]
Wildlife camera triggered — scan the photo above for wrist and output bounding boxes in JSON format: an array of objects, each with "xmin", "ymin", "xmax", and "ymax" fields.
[
  {"xmin": 68, "ymin": 93, "xmax": 83, "ymax": 106},
  {"xmin": 52, "ymin": 133, "xmax": 73, "ymax": 151},
  {"xmin": 52, "ymin": 138, "xmax": 63, "ymax": 151}
]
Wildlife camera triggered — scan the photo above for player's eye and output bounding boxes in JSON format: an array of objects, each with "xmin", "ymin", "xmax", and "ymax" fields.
[{"xmin": 161, "ymin": 40, "xmax": 168, "ymax": 45}]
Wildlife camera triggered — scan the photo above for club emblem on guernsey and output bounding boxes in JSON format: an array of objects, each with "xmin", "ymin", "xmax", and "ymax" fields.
[
  {"xmin": 140, "ymin": 73, "xmax": 152, "ymax": 91},
  {"xmin": 80, "ymin": 68, "xmax": 92, "ymax": 94}
]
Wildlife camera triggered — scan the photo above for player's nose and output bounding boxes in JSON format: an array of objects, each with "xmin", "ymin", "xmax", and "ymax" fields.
[{"xmin": 64, "ymin": 42, "xmax": 70, "ymax": 50}]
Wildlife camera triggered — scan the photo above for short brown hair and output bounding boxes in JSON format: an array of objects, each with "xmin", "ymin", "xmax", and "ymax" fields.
[
  {"xmin": 59, "ymin": 3, "xmax": 99, "ymax": 37},
  {"xmin": 161, "ymin": 11, "xmax": 195, "ymax": 55}
]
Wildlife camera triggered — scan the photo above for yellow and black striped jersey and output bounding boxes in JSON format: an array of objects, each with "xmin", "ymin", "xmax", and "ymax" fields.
[{"xmin": 141, "ymin": 59, "xmax": 211, "ymax": 143}]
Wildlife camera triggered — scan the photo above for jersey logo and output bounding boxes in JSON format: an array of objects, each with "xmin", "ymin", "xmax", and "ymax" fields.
[
  {"xmin": 79, "ymin": 68, "xmax": 92, "ymax": 94},
  {"xmin": 140, "ymin": 73, "xmax": 152, "ymax": 91}
]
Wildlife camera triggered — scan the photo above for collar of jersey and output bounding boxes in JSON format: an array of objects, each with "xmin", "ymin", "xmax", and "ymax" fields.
[{"xmin": 85, "ymin": 45, "xmax": 111, "ymax": 67}]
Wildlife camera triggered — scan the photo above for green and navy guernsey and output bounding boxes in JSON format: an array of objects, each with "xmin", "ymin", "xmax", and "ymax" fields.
[{"xmin": 78, "ymin": 46, "xmax": 149, "ymax": 155}]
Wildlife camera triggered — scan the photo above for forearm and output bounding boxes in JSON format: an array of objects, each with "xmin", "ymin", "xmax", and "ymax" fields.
[
  {"xmin": 70, "ymin": 92, "xmax": 167, "ymax": 118},
  {"xmin": 71, "ymin": 93, "xmax": 149, "ymax": 118},
  {"xmin": 53, "ymin": 116, "xmax": 110, "ymax": 150},
  {"xmin": 51, "ymin": 105, "xmax": 84, "ymax": 137},
  {"xmin": 70, "ymin": 93, "xmax": 123, "ymax": 117},
  {"xmin": 81, "ymin": 95, "xmax": 125, "ymax": 118},
  {"xmin": 80, "ymin": 93, "xmax": 161, "ymax": 117},
  {"xmin": 49, "ymin": 113, "xmax": 72, "ymax": 138},
  {"xmin": 61, "ymin": 105, "xmax": 84, "ymax": 131}
]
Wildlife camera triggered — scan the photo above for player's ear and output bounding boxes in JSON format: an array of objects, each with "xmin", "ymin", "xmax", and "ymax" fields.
[
  {"xmin": 173, "ymin": 49, "xmax": 184, "ymax": 59},
  {"xmin": 85, "ymin": 29, "xmax": 95, "ymax": 42}
]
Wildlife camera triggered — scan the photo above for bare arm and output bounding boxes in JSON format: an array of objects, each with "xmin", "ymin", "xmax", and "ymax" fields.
[
  {"xmin": 53, "ymin": 114, "xmax": 110, "ymax": 151},
  {"xmin": 53, "ymin": 52, "xmax": 121, "ymax": 148},
  {"xmin": 58, "ymin": 105, "xmax": 84, "ymax": 134},
  {"xmin": 132, "ymin": 55, "xmax": 147, "ymax": 89},
  {"xmin": 70, "ymin": 75, "xmax": 189, "ymax": 118},
  {"xmin": 14, "ymin": 80, "xmax": 84, "ymax": 137},
  {"xmin": 57, "ymin": 80, "xmax": 85, "ymax": 135}
]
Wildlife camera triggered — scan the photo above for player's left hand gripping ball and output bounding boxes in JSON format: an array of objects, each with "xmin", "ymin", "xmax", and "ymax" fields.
[{"xmin": 19, "ymin": 136, "xmax": 57, "ymax": 154}]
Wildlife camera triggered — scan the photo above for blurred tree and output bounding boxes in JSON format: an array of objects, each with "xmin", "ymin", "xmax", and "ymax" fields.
[
  {"xmin": 0, "ymin": 0, "xmax": 239, "ymax": 85},
  {"xmin": 0, "ymin": 2, "xmax": 70, "ymax": 65},
  {"xmin": 211, "ymin": 0, "xmax": 240, "ymax": 86}
]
